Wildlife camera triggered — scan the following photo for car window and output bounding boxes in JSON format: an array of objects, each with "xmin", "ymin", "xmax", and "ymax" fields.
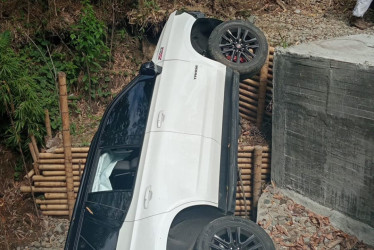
[
  {"xmin": 99, "ymin": 78, "xmax": 154, "ymax": 148},
  {"xmin": 91, "ymin": 76, "xmax": 155, "ymax": 193}
]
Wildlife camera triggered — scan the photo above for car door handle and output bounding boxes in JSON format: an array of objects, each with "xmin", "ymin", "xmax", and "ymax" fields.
[
  {"xmin": 157, "ymin": 111, "xmax": 165, "ymax": 128},
  {"xmin": 144, "ymin": 186, "xmax": 152, "ymax": 209}
]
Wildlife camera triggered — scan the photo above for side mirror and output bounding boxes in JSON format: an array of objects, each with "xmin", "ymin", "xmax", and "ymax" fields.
[{"xmin": 140, "ymin": 61, "xmax": 162, "ymax": 76}]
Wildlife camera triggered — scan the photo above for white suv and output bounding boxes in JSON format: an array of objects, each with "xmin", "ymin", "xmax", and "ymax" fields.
[{"xmin": 65, "ymin": 10, "xmax": 274, "ymax": 250}]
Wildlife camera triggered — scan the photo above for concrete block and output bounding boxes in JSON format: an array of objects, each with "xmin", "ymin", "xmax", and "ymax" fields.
[{"xmin": 272, "ymin": 34, "xmax": 374, "ymax": 244}]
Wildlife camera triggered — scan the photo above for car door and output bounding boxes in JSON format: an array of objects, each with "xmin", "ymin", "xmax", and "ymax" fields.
[{"xmin": 65, "ymin": 74, "xmax": 156, "ymax": 250}]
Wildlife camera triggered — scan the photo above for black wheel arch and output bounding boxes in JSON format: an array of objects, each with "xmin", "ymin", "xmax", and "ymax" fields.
[
  {"xmin": 190, "ymin": 18, "xmax": 223, "ymax": 56},
  {"xmin": 166, "ymin": 205, "xmax": 225, "ymax": 250}
]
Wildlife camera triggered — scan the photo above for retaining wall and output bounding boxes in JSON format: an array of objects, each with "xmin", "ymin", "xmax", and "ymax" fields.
[{"xmin": 272, "ymin": 35, "xmax": 374, "ymax": 232}]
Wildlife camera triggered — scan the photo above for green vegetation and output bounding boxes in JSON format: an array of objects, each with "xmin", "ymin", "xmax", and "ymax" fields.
[
  {"xmin": 0, "ymin": 31, "xmax": 45, "ymax": 149},
  {"xmin": 70, "ymin": 0, "xmax": 110, "ymax": 99},
  {"xmin": 0, "ymin": 1, "xmax": 112, "ymax": 152}
]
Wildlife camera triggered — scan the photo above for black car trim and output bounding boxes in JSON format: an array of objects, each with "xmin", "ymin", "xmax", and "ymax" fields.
[
  {"xmin": 65, "ymin": 73, "xmax": 157, "ymax": 250},
  {"xmin": 218, "ymin": 68, "xmax": 239, "ymax": 214},
  {"xmin": 176, "ymin": 10, "xmax": 205, "ymax": 19}
]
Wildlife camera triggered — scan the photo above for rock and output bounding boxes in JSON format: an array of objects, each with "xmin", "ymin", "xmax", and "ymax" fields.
[
  {"xmin": 32, "ymin": 242, "xmax": 41, "ymax": 248},
  {"xmin": 294, "ymin": 9, "xmax": 301, "ymax": 14},
  {"xmin": 304, "ymin": 237, "xmax": 310, "ymax": 244},
  {"xmin": 54, "ymin": 223, "xmax": 65, "ymax": 234},
  {"xmin": 247, "ymin": 15, "xmax": 256, "ymax": 23}
]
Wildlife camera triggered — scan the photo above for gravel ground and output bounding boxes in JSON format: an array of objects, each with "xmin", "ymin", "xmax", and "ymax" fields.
[
  {"xmin": 257, "ymin": 185, "xmax": 373, "ymax": 249},
  {"xmin": 18, "ymin": 6, "xmax": 374, "ymax": 250},
  {"xmin": 22, "ymin": 217, "xmax": 69, "ymax": 250},
  {"xmin": 256, "ymin": 8, "xmax": 374, "ymax": 47}
]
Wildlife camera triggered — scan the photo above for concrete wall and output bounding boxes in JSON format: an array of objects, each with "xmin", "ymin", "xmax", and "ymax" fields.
[{"xmin": 272, "ymin": 35, "xmax": 374, "ymax": 229}]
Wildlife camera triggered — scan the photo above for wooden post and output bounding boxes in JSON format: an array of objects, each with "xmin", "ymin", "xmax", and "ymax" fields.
[
  {"xmin": 45, "ymin": 109, "xmax": 52, "ymax": 141},
  {"xmin": 28, "ymin": 143, "xmax": 40, "ymax": 175},
  {"xmin": 59, "ymin": 72, "xmax": 75, "ymax": 219},
  {"xmin": 252, "ymin": 146, "xmax": 263, "ymax": 220},
  {"xmin": 30, "ymin": 135, "xmax": 39, "ymax": 156},
  {"xmin": 256, "ymin": 49, "xmax": 269, "ymax": 128}
]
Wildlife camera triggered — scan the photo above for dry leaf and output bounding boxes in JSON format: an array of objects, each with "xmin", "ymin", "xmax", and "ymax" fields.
[
  {"xmin": 327, "ymin": 238, "xmax": 343, "ymax": 248},
  {"xmin": 273, "ymin": 193, "xmax": 283, "ymax": 200},
  {"xmin": 275, "ymin": 224, "xmax": 290, "ymax": 236},
  {"xmin": 325, "ymin": 233, "xmax": 334, "ymax": 240},
  {"xmin": 264, "ymin": 218, "xmax": 272, "ymax": 229}
]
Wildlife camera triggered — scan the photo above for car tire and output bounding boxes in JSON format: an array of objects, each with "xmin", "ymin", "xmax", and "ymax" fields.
[
  {"xmin": 208, "ymin": 20, "xmax": 268, "ymax": 79},
  {"xmin": 194, "ymin": 216, "xmax": 275, "ymax": 250}
]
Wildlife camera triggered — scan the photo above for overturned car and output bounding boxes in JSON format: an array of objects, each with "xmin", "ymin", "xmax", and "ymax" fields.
[{"xmin": 65, "ymin": 10, "xmax": 274, "ymax": 250}]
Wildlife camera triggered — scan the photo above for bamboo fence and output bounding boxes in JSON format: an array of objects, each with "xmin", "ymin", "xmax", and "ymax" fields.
[
  {"xmin": 239, "ymin": 47, "xmax": 274, "ymax": 128},
  {"xmin": 21, "ymin": 145, "xmax": 270, "ymax": 217},
  {"xmin": 20, "ymin": 147, "xmax": 88, "ymax": 216},
  {"xmin": 235, "ymin": 145, "xmax": 271, "ymax": 218}
]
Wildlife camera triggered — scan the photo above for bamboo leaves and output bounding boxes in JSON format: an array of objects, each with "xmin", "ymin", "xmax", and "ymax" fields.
[{"xmin": 0, "ymin": 31, "xmax": 44, "ymax": 150}]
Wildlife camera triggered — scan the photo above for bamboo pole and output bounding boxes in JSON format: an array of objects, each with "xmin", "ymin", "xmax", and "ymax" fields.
[
  {"xmin": 236, "ymin": 192, "xmax": 252, "ymax": 198},
  {"xmin": 239, "ymin": 94, "xmax": 258, "ymax": 106},
  {"xmin": 236, "ymin": 186, "xmax": 251, "ymax": 192},
  {"xmin": 238, "ymin": 146, "xmax": 269, "ymax": 152},
  {"xmin": 256, "ymin": 50, "xmax": 269, "ymax": 128},
  {"xmin": 25, "ymin": 169, "xmax": 35, "ymax": 179},
  {"xmin": 239, "ymin": 88, "xmax": 258, "ymax": 99},
  {"xmin": 252, "ymin": 146, "xmax": 263, "ymax": 220},
  {"xmin": 239, "ymin": 168, "xmax": 270, "ymax": 174},
  {"xmin": 239, "ymin": 113, "xmax": 256, "ymax": 122},
  {"xmin": 239, "ymin": 83, "xmax": 258, "ymax": 94},
  {"xmin": 242, "ymin": 78, "xmax": 260, "ymax": 88},
  {"xmin": 235, "ymin": 205, "xmax": 252, "ymax": 211},
  {"xmin": 45, "ymin": 193, "xmax": 77, "ymax": 199},
  {"xmin": 38, "ymin": 159, "xmax": 86, "ymax": 164},
  {"xmin": 39, "ymin": 164, "xmax": 85, "ymax": 170},
  {"xmin": 42, "ymin": 211, "xmax": 69, "ymax": 216},
  {"xmin": 236, "ymin": 200, "xmax": 251, "ymax": 205},
  {"xmin": 58, "ymin": 72, "xmax": 74, "ymax": 219},
  {"xmin": 237, "ymin": 179, "xmax": 253, "ymax": 184},
  {"xmin": 42, "ymin": 170, "xmax": 83, "ymax": 176},
  {"xmin": 239, "ymin": 106, "xmax": 256, "ymax": 119},
  {"xmin": 34, "ymin": 181, "xmax": 80, "ymax": 187},
  {"xmin": 239, "ymin": 101, "xmax": 257, "ymax": 112},
  {"xmin": 45, "ymin": 109, "xmax": 52, "ymax": 141},
  {"xmin": 239, "ymin": 83, "xmax": 258, "ymax": 93},
  {"xmin": 28, "ymin": 143, "xmax": 40, "ymax": 175},
  {"xmin": 237, "ymin": 158, "xmax": 270, "ymax": 164},
  {"xmin": 239, "ymin": 174, "xmax": 268, "ymax": 180},
  {"xmin": 54, "ymin": 147, "xmax": 90, "ymax": 153},
  {"xmin": 36, "ymin": 199, "xmax": 67, "ymax": 204},
  {"xmin": 33, "ymin": 175, "xmax": 80, "ymax": 181},
  {"xmin": 40, "ymin": 204, "xmax": 69, "ymax": 210},
  {"xmin": 20, "ymin": 186, "xmax": 79, "ymax": 193},
  {"xmin": 238, "ymin": 158, "xmax": 252, "ymax": 163},
  {"xmin": 39, "ymin": 152, "xmax": 88, "ymax": 159},
  {"xmin": 30, "ymin": 135, "xmax": 39, "ymax": 156},
  {"xmin": 238, "ymin": 152, "xmax": 253, "ymax": 157}
]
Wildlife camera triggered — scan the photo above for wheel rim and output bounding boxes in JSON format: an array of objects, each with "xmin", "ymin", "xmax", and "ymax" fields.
[
  {"xmin": 209, "ymin": 226, "xmax": 263, "ymax": 250},
  {"xmin": 219, "ymin": 27, "xmax": 260, "ymax": 64}
]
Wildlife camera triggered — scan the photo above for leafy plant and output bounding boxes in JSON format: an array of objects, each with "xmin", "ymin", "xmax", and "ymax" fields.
[
  {"xmin": 21, "ymin": 38, "xmax": 79, "ymax": 131},
  {"xmin": 70, "ymin": 0, "xmax": 110, "ymax": 99},
  {"xmin": 0, "ymin": 31, "xmax": 45, "ymax": 149}
]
